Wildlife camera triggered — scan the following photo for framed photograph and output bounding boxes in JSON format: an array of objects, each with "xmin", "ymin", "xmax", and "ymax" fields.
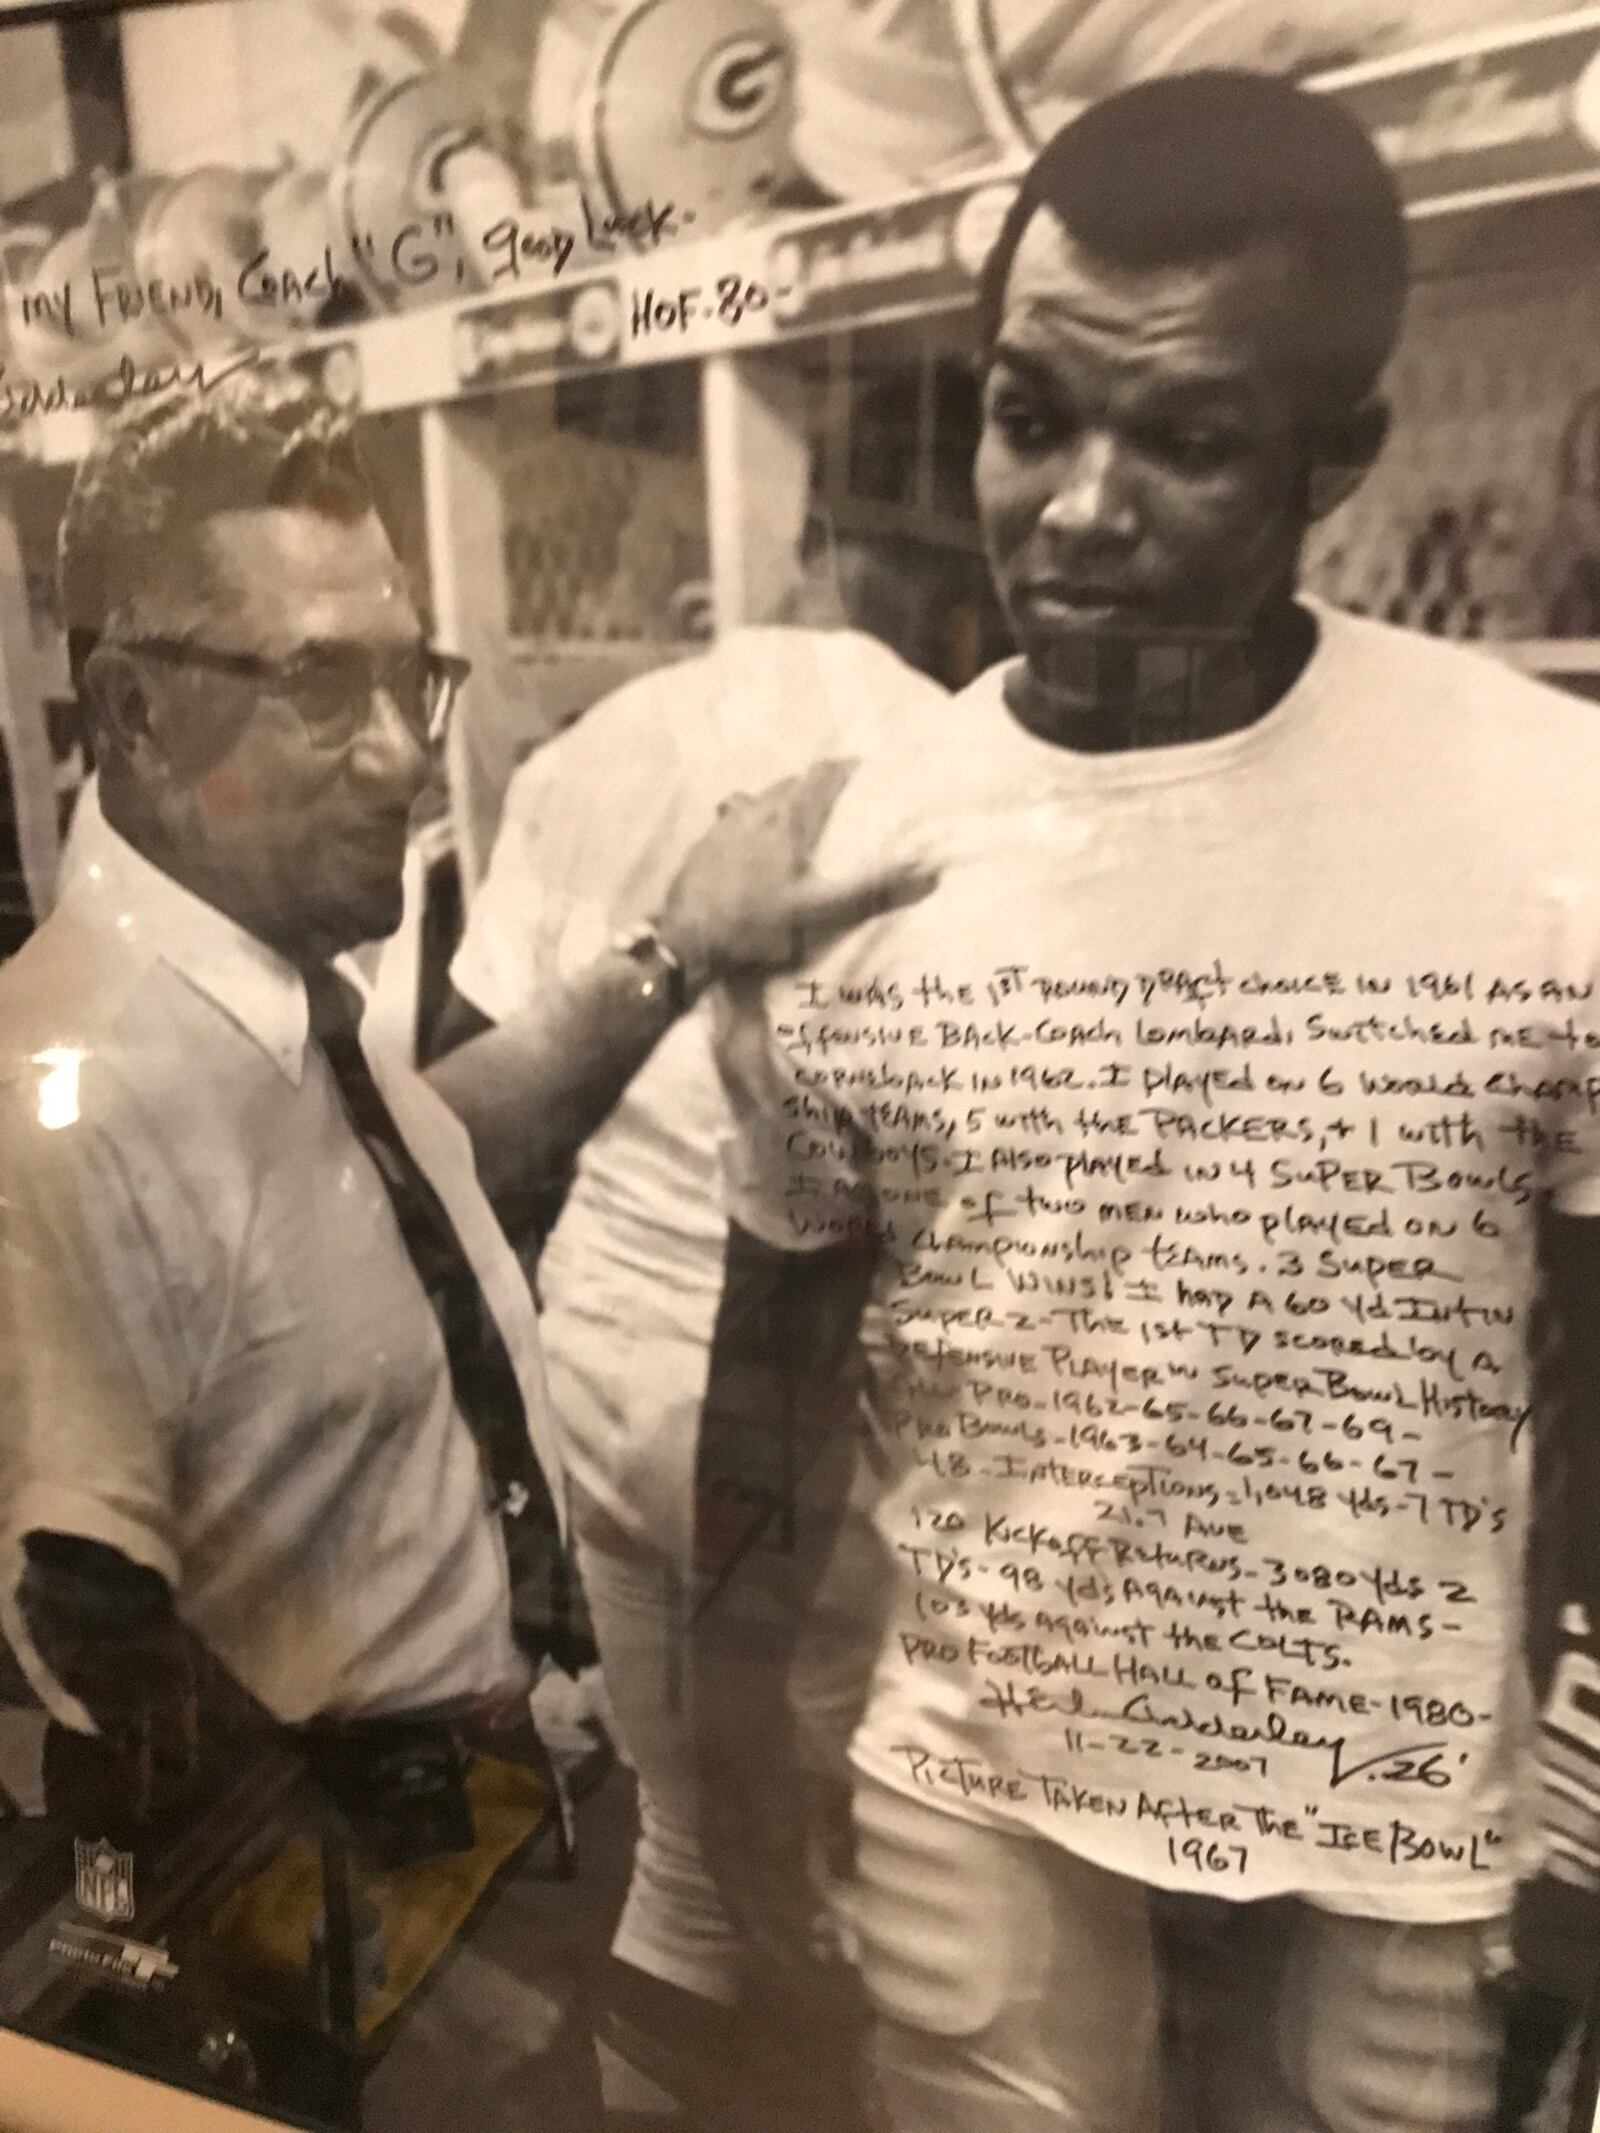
[{"xmin": 5, "ymin": 3, "xmax": 1600, "ymax": 2130}]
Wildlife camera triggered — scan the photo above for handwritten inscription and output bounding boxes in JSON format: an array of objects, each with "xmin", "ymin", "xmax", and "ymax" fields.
[
  {"xmin": 629, "ymin": 273, "xmax": 785, "ymax": 342},
  {"xmin": 778, "ymin": 960, "xmax": 1587, "ymax": 1892},
  {"xmin": 0, "ymin": 344, "xmax": 262, "ymax": 423},
  {"xmin": 16, "ymin": 193, "xmax": 694, "ymax": 341},
  {"xmin": 3, "ymin": 190, "xmax": 793, "ymax": 419}
]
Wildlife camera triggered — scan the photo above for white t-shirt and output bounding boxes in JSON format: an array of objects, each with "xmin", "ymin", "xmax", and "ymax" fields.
[
  {"xmin": 717, "ymin": 600, "xmax": 1600, "ymax": 1922},
  {"xmin": 452, "ymin": 627, "xmax": 947, "ymax": 1562},
  {"xmin": 0, "ymin": 803, "xmax": 557, "ymax": 1729}
]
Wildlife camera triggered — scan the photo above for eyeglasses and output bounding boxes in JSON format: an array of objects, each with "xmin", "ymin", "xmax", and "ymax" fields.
[{"xmin": 114, "ymin": 636, "xmax": 472, "ymax": 753}]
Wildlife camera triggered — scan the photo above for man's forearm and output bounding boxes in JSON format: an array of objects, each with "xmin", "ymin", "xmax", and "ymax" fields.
[
  {"xmin": 426, "ymin": 752, "xmax": 938, "ymax": 1240},
  {"xmin": 425, "ymin": 945, "xmax": 683, "ymax": 1237},
  {"xmin": 694, "ymin": 1231, "xmax": 878, "ymax": 1599},
  {"xmin": 20, "ymin": 1532, "xmax": 201, "ymax": 1832},
  {"xmin": 690, "ymin": 1227, "xmax": 877, "ymax": 1966}
]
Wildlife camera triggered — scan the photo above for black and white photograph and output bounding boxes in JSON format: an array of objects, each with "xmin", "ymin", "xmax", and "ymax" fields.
[{"xmin": 4, "ymin": 5, "xmax": 1600, "ymax": 2132}]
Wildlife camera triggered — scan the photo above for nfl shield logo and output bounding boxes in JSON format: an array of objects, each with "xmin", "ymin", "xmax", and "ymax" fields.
[{"xmin": 74, "ymin": 1837, "xmax": 134, "ymax": 1924}]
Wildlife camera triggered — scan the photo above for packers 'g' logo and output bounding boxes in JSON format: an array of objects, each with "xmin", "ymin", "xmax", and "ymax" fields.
[{"xmin": 686, "ymin": 35, "xmax": 791, "ymax": 137}]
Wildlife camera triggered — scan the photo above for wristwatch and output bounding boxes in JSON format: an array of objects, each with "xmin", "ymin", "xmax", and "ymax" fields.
[{"xmin": 612, "ymin": 922, "xmax": 689, "ymax": 1015}]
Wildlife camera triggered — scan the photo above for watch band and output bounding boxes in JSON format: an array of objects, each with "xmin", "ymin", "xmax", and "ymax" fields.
[{"xmin": 613, "ymin": 922, "xmax": 689, "ymax": 1015}]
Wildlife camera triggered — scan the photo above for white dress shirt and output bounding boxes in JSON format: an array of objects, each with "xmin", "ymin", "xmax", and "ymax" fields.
[{"xmin": 0, "ymin": 792, "xmax": 559, "ymax": 1729}]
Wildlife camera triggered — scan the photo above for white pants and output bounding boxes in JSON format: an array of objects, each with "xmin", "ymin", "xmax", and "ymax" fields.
[
  {"xmin": 576, "ymin": 1527, "xmax": 736, "ymax": 2002},
  {"xmin": 847, "ymin": 1777, "xmax": 1506, "ymax": 2133},
  {"xmin": 577, "ymin": 1486, "xmax": 888, "ymax": 2005}
]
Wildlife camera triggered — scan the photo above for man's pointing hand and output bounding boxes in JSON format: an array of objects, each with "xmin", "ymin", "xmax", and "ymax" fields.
[{"xmin": 653, "ymin": 758, "xmax": 938, "ymax": 996}]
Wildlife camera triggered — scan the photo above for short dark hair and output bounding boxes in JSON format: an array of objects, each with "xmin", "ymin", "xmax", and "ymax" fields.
[
  {"xmin": 59, "ymin": 365, "xmax": 370, "ymax": 689},
  {"xmin": 976, "ymin": 71, "xmax": 1408, "ymax": 412}
]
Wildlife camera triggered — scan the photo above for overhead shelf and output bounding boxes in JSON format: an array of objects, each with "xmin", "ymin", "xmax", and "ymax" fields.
[
  {"xmin": 1313, "ymin": 5, "xmax": 1600, "ymax": 221},
  {"xmin": 8, "ymin": 6, "xmax": 1600, "ymax": 464}
]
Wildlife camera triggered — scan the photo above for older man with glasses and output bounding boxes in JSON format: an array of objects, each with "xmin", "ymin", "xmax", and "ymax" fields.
[{"xmin": 0, "ymin": 366, "xmax": 931, "ymax": 1891}]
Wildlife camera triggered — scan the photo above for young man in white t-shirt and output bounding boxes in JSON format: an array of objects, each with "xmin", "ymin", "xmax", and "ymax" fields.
[{"xmin": 694, "ymin": 72, "xmax": 1600, "ymax": 2133}]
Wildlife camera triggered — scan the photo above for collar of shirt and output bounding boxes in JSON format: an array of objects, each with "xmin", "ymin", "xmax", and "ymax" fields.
[{"xmin": 58, "ymin": 778, "xmax": 313, "ymax": 1085}]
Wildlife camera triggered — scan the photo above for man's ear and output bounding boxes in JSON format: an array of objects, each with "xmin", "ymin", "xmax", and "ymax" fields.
[
  {"xmin": 81, "ymin": 643, "xmax": 154, "ymax": 764},
  {"xmin": 1305, "ymin": 397, "xmax": 1390, "ymax": 522}
]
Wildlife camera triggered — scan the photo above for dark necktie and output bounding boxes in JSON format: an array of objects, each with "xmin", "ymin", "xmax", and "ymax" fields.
[{"xmin": 303, "ymin": 965, "xmax": 586, "ymax": 1671}]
